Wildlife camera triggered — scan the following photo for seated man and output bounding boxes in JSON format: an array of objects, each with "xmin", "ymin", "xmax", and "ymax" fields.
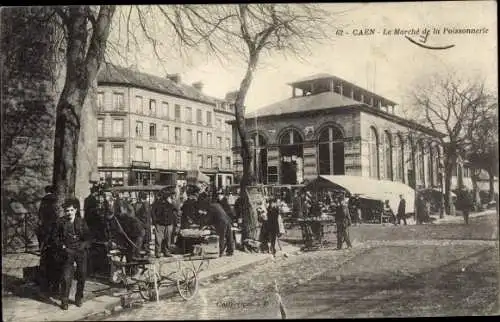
[{"xmin": 104, "ymin": 208, "xmax": 146, "ymax": 275}]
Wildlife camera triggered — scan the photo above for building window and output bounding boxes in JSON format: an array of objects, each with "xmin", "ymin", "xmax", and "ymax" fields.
[
  {"xmin": 185, "ymin": 107, "xmax": 192, "ymax": 123},
  {"xmin": 225, "ymin": 138, "xmax": 231, "ymax": 149},
  {"xmin": 394, "ymin": 134, "xmax": 404, "ymax": 182},
  {"xmin": 175, "ymin": 127, "xmax": 181, "ymax": 145},
  {"xmin": 149, "ymin": 99, "xmax": 156, "ymax": 116},
  {"xmin": 216, "ymin": 118, "xmax": 222, "ymax": 129},
  {"xmin": 162, "ymin": 125, "xmax": 169, "ymax": 142},
  {"xmin": 197, "ymin": 109, "xmax": 202, "ymax": 124},
  {"xmin": 318, "ymin": 126, "xmax": 344, "ymax": 175},
  {"xmin": 207, "ymin": 155, "xmax": 212, "ymax": 168},
  {"xmin": 149, "ymin": 147, "xmax": 156, "ymax": 167},
  {"xmin": 163, "ymin": 149, "xmax": 169, "ymax": 168},
  {"xmin": 149, "ymin": 123, "xmax": 156, "ymax": 140},
  {"xmin": 197, "ymin": 131, "xmax": 203, "ymax": 146},
  {"xmin": 216, "ymin": 136, "xmax": 222, "ymax": 149},
  {"xmin": 162, "ymin": 102, "xmax": 169, "ymax": 119},
  {"xmin": 175, "ymin": 150, "xmax": 181, "ymax": 166},
  {"xmin": 217, "ymin": 156, "xmax": 222, "ymax": 168},
  {"xmin": 97, "ymin": 145, "xmax": 104, "ymax": 166},
  {"xmin": 186, "ymin": 129, "xmax": 193, "ymax": 146},
  {"xmin": 97, "ymin": 119, "xmax": 104, "ymax": 137},
  {"xmin": 136, "ymin": 121, "xmax": 143, "ymax": 137},
  {"xmin": 207, "ymin": 133, "xmax": 212, "ymax": 147},
  {"xmin": 112, "ymin": 119, "xmax": 124, "ymax": 137},
  {"xmin": 198, "ymin": 155, "xmax": 203, "ymax": 168},
  {"xmin": 175, "ymin": 104, "xmax": 181, "ymax": 121},
  {"xmin": 97, "ymin": 92, "xmax": 105, "ymax": 111},
  {"xmin": 187, "ymin": 151, "xmax": 193, "ymax": 169},
  {"xmin": 384, "ymin": 131, "xmax": 393, "ymax": 180},
  {"xmin": 368, "ymin": 126, "xmax": 379, "ymax": 179},
  {"xmin": 113, "ymin": 93, "xmax": 124, "ymax": 111},
  {"xmin": 135, "ymin": 146, "xmax": 143, "ymax": 161},
  {"xmin": 225, "ymin": 157, "xmax": 231, "ymax": 169},
  {"xmin": 136, "ymin": 96, "xmax": 143, "ymax": 114},
  {"xmin": 206, "ymin": 111, "xmax": 212, "ymax": 126},
  {"xmin": 112, "ymin": 145, "xmax": 124, "ymax": 166}
]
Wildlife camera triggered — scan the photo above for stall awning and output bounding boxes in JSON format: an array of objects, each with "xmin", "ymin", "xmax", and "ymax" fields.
[{"xmin": 305, "ymin": 175, "xmax": 416, "ymax": 214}]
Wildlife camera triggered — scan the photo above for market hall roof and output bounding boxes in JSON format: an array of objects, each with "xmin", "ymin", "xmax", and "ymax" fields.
[
  {"xmin": 97, "ymin": 63, "xmax": 219, "ymax": 106},
  {"xmin": 246, "ymin": 91, "xmax": 362, "ymax": 118}
]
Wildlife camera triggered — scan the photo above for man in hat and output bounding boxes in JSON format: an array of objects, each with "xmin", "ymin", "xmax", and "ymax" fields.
[
  {"xmin": 84, "ymin": 185, "xmax": 103, "ymax": 240},
  {"xmin": 181, "ymin": 185, "xmax": 200, "ymax": 229},
  {"xmin": 37, "ymin": 185, "xmax": 60, "ymax": 294},
  {"xmin": 54, "ymin": 198, "xmax": 92, "ymax": 310},
  {"xmin": 135, "ymin": 192, "xmax": 153, "ymax": 249},
  {"xmin": 335, "ymin": 193, "xmax": 352, "ymax": 250},
  {"xmin": 197, "ymin": 199, "xmax": 234, "ymax": 257},
  {"xmin": 153, "ymin": 188, "xmax": 178, "ymax": 257}
]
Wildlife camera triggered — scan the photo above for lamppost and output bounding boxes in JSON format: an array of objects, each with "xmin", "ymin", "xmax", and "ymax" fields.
[{"xmin": 438, "ymin": 161, "xmax": 444, "ymax": 219}]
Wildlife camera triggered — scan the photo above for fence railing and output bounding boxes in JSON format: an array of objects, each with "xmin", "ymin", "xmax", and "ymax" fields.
[{"xmin": 2, "ymin": 208, "xmax": 39, "ymax": 255}]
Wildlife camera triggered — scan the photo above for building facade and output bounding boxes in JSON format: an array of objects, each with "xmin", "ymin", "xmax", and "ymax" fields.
[
  {"xmin": 96, "ymin": 64, "xmax": 234, "ymax": 189},
  {"xmin": 231, "ymin": 74, "xmax": 445, "ymax": 190}
]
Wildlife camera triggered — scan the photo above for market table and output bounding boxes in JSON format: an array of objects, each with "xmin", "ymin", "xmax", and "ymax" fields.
[{"xmin": 296, "ymin": 215, "xmax": 336, "ymax": 250}]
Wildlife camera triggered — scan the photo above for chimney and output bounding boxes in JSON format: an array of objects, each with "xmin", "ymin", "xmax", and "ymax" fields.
[
  {"xmin": 167, "ymin": 73, "xmax": 181, "ymax": 84},
  {"xmin": 192, "ymin": 81, "xmax": 204, "ymax": 91}
]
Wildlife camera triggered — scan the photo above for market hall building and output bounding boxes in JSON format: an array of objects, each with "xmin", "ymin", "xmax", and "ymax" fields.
[{"xmin": 231, "ymin": 74, "xmax": 446, "ymax": 190}]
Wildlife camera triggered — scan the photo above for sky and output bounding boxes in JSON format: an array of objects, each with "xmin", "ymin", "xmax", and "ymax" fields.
[{"xmin": 108, "ymin": 2, "xmax": 497, "ymax": 114}]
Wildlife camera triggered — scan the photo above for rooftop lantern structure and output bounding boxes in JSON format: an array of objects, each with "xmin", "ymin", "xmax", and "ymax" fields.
[{"xmin": 288, "ymin": 73, "xmax": 397, "ymax": 113}]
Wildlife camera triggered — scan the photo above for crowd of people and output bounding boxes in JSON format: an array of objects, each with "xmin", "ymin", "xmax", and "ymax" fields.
[
  {"xmin": 35, "ymin": 182, "xmax": 243, "ymax": 311},
  {"xmin": 34, "ymin": 181, "xmax": 480, "ymax": 311}
]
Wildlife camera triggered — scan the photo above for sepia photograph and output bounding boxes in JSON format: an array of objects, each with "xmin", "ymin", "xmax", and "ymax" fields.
[{"xmin": 1, "ymin": 2, "xmax": 498, "ymax": 320}]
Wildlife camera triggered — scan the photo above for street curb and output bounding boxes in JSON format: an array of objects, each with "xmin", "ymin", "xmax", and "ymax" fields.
[{"xmin": 79, "ymin": 246, "xmax": 302, "ymax": 321}]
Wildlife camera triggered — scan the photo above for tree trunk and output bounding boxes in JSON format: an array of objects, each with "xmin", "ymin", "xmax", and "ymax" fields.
[
  {"xmin": 443, "ymin": 155, "xmax": 456, "ymax": 216},
  {"xmin": 470, "ymin": 170, "xmax": 481, "ymax": 211},
  {"xmin": 234, "ymin": 54, "xmax": 259, "ymax": 242},
  {"xmin": 51, "ymin": 5, "xmax": 115, "ymax": 215}
]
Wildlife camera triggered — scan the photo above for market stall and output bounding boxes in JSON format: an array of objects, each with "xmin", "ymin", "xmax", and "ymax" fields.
[{"xmin": 305, "ymin": 175, "xmax": 416, "ymax": 223}]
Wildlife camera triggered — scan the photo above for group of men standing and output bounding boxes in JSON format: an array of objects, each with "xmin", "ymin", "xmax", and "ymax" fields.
[{"xmin": 36, "ymin": 183, "xmax": 242, "ymax": 311}]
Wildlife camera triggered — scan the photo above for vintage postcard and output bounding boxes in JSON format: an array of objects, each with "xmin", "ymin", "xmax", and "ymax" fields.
[{"xmin": 1, "ymin": 2, "xmax": 498, "ymax": 320}]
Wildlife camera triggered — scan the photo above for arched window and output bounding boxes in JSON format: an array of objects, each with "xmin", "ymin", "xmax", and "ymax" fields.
[
  {"xmin": 251, "ymin": 133, "xmax": 267, "ymax": 184},
  {"xmin": 394, "ymin": 134, "xmax": 404, "ymax": 182},
  {"xmin": 279, "ymin": 129, "xmax": 303, "ymax": 145},
  {"xmin": 384, "ymin": 131, "xmax": 393, "ymax": 180},
  {"xmin": 317, "ymin": 126, "xmax": 344, "ymax": 175},
  {"xmin": 368, "ymin": 126, "xmax": 379, "ymax": 179}
]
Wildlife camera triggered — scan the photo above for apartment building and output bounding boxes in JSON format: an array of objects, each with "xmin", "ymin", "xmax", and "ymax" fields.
[{"xmin": 96, "ymin": 63, "xmax": 235, "ymax": 189}]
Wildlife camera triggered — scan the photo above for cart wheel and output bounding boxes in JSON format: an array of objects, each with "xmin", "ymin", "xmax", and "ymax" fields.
[
  {"xmin": 138, "ymin": 269, "xmax": 161, "ymax": 301},
  {"xmin": 176, "ymin": 266, "xmax": 198, "ymax": 301}
]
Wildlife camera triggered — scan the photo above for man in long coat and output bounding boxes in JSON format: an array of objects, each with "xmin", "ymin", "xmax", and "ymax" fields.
[{"xmin": 197, "ymin": 200, "xmax": 234, "ymax": 257}]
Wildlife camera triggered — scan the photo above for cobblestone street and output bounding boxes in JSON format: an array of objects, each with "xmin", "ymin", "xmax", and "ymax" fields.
[{"xmin": 101, "ymin": 212, "xmax": 499, "ymax": 320}]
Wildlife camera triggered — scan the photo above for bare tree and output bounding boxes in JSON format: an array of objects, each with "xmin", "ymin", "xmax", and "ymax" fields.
[
  {"xmin": 409, "ymin": 72, "xmax": 497, "ymax": 214},
  {"xmin": 150, "ymin": 4, "xmax": 334, "ymax": 240}
]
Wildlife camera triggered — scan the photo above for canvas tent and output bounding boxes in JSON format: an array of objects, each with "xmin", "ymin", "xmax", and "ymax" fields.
[{"xmin": 304, "ymin": 175, "xmax": 415, "ymax": 214}]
